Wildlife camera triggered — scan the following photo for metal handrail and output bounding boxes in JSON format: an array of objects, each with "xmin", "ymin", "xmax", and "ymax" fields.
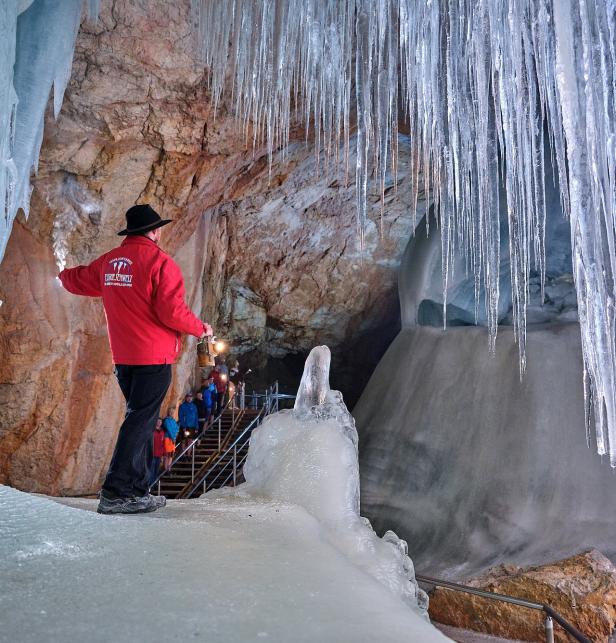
[
  {"xmin": 416, "ymin": 574, "xmax": 591, "ymax": 643},
  {"xmin": 153, "ymin": 382, "xmax": 296, "ymax": 496},
  {"xmin": 175, "ymin": 408, "xmax": 246, "ymax": 498},
  {"xmin": 185, "ymin": 405, "xmax": 267, "ymax": 498},
  {"xmin": 214, "ymin": 451, "xmax": 249, "ymax": 489}
]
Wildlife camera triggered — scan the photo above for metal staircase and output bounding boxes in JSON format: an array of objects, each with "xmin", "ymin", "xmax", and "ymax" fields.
[{"xmin": 152, "ymin": 383, "xmax": 294, "ymax": 500}]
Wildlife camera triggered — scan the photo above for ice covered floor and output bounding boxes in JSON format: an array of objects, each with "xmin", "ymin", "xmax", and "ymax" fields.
[{"xmin": 0, "ymin": 486, "xmax": 449, "ymax": 643}]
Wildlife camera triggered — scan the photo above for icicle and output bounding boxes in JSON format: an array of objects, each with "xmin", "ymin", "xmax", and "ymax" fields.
[
  {"xmin": 0, "ymin": 1, "xmax": 20, "ymax": 262},
  {"xmin": 190, "ymin": 0, "xmax": 616, "ymax": 464},
  {"xmin": 553, "ymin": 0, "xmax": 616, "ymax": 464},
  {"xmin": 0, "ymin": 0, "xmax": 90, "ymax": 265}
]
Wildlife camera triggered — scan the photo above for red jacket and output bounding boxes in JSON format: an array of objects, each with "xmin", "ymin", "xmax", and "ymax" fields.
[
  {"xmin": 211, "ymin": 370, "xmax": 228, "ymax": 394},
  {"xmin": 152, "ymin": 428, "xmax": 166, "ymax": 458},
  {"xmin": 59, "ymin": 236, "xmax": 205, "ymax": 365}
]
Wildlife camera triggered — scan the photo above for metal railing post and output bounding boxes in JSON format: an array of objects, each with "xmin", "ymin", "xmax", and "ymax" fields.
[
  {"xmin": 157, "ymin": 479, "xmax": 161, "ymax": 496},
  {"xmin": 545, "ymin": 615, "xmax": 554, "ymax": 643},
  {"xmin": 218, "ymin": 416, "xmax": 221, "ymax": 450},
  {"xmin": 275, "ymin": 380, "xmax": 279, "ymax": 412},
  {"xmin": 233, "ymin": 446, "xmax": 237, "ymax": 486},
  {"xmin": 191, "ymin": 443, "xmax": 195, "ymax": 483}
]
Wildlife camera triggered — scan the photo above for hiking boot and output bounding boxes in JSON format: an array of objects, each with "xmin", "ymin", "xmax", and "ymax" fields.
[
  {"xmin": 97, "ymin": 491, "xmax": 164, "ymax": 515},
  {"xmin": 151, "ymin": 494, "xmax": 166, "ymax": 509}
]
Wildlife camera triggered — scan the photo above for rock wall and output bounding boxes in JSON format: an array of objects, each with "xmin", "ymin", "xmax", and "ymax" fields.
[
  {"xmin": 429, "ymin": 550, "xmax": 616, "ymax": 642},
  {"xmin": 201, "ymin": 136, "xmax": 418, "ymax": 406},
  {"xmin": 0, "ymin": 0, "xmax": 417, "ymax": 494}
]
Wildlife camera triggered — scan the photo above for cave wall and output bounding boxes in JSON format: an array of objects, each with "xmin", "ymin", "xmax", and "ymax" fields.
[
  {"xmin": 200, "ymin": 136, "xmax": 418, "ymax": 407},
  {"xmin": 0, "ymin": 0, "xmax": 417, "ymax": 494}
]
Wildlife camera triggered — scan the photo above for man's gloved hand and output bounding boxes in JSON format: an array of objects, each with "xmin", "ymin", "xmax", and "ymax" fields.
[{"xmin": 201, "ymin": 323, "xmax": 213, "ymax": 338}]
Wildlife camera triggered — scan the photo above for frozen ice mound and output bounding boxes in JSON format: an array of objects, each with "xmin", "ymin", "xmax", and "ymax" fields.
[
  {"xmin": 1, "ymin": 485, "xmax": 450, "ymax": 643},
  {"xmin": 233, "ymin": 346, "xmax": 430, "ymax": 618}
]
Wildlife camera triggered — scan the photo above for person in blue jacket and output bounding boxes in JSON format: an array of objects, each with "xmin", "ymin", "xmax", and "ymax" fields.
[
  {"xmin": 162, "ymin": 407, "xmax": 180, "ymax": 472},
  {"xmin": 178, "ymin": 393, "xmax": 199, "ymax": 455},
  {"xmin": 201, "ymin": 375, "xmax": 217, "ymax": 426}
]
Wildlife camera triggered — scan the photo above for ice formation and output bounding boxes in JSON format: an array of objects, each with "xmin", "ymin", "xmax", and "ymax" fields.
[
  {"xmin": 220, "ymin": 346, "xmax": 429, "ymax": 618},
  {"xmin": 0, "ymin": 0, "xmax": 97, "ymax": 265},
  {"xmin": 294, "ymin": 345, "xmax": 332, "ymax": 411},
  {"xmin": 192, "ymin": 0, "xmax": 616, "ymax": 463},
  {"xmin": 0, "ymin": 345, "xmax": 449, "ymax": 641},
  {"xmin": 0, "ymin": 486, "xmax": 449, "ymax": 643}
]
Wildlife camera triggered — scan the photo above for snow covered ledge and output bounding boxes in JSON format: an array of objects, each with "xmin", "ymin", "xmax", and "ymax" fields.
[{"xmin": 0, "ymin": 347, "xmax": 448, "ymax": 642}]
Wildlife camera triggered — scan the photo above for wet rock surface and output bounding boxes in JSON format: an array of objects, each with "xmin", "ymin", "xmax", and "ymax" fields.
[{"xmin": 429, "ymin": 550, "xmax": 616, "ymax": 643}]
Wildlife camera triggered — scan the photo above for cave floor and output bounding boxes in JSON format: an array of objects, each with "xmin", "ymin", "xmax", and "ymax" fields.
[{"xmin": 1, "ymin": 487, "xmax": 449, "ymax": 643}]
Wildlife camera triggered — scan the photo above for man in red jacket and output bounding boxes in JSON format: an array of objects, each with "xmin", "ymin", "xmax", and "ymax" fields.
[{"xmin": 59, "ymin": 204, "xmax": 213, "ymax": 514}]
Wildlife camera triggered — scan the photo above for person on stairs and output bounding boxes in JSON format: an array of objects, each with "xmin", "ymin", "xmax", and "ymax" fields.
[
  {"xmin": 201, "ymin": 375, "xmax": 216, "ymax": 426},
  {"xmin": 58, "ymin": 204, "xmax": 213, "ymax": 514},
  {"xmin": 178, "ymin": 393, "xmax": 199, "ymax": 456},
  {"xmin": 193, "ymin": 390, "xmax": 209, "ymax": 433},
  {"xmin": 162, "ymin": 407, "xmax": 179, "ymax": 473},
  {"xmin": 211, "ymin": 365, "xmax": 228, "ymax": 417},
  {"xmin": 150, "ymin": 418, "xmax": 165, "ymax": 486}
]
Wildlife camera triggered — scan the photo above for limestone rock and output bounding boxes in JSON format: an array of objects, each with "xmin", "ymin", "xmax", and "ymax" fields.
[
  {"xmin": 211, "ymin": 137, "xmax": 418, "ymax": 357},
  {"xmin": 428, "ymin": 550, "xmax": 616, "ymax": 642}
]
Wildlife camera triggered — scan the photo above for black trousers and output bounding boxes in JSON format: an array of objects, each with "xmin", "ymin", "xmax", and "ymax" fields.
[{"xmin": 102, "ymin": 364, "xmax": 172, "ymax": 498}]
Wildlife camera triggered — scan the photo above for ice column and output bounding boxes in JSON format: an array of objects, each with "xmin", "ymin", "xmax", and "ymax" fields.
[
  {"xmin": 294, "ymin": 345, "xmax": 332, "ymax": 411},
  {"xmin": 242, "ymin": 345, "xmax": 429, "ymax": 617}
]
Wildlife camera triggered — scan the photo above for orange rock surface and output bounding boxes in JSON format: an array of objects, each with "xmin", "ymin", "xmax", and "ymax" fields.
[{"xmin": 429, "ymin": 550, "xmax": 616, "ymax": 642}]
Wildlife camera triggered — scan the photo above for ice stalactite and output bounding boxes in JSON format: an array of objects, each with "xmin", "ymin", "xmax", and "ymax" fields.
[
  {"xmin": 192, "ymin": 0, "xmax": 616, "ymax": 464},
  {"xmin": 0, "ymin": 0, "xmax": 94, "ymax": 266},
  {"xmin": 553, "ymin": 1, "xmax": 616, "ymax": 463},
  {"xmin": 0, "ymin": 2, "xmax": 19, "ymax": 262}
]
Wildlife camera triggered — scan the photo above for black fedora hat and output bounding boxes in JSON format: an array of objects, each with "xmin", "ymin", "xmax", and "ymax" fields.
[{"xmin": 117, "ymin": 204, "xmax": 172, "ymax": 236}]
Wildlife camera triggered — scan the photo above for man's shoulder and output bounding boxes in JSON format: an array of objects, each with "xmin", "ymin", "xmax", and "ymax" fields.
[
  {"xmin": 109, "ymin": 240, "xmax": 171, "ymax": 262},
  {"xmin": 152, "ymin": 247, "xmax": 181, "ymax": 276}
]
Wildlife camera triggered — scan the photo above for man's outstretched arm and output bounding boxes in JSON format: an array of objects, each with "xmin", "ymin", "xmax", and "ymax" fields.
[{"xmin": 58, "ymin": 255, "xmax": 105, "ymax": 297}]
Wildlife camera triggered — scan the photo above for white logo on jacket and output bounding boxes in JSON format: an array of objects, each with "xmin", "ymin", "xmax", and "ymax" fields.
[{"xmin": 105, "ymin": 257, "xmax": 134, "ymax": 287}]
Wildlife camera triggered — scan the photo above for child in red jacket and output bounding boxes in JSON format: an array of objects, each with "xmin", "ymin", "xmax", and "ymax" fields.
[{"xmin": 150, "ymin": 418, "xmax": 165, "ymax": 486}]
